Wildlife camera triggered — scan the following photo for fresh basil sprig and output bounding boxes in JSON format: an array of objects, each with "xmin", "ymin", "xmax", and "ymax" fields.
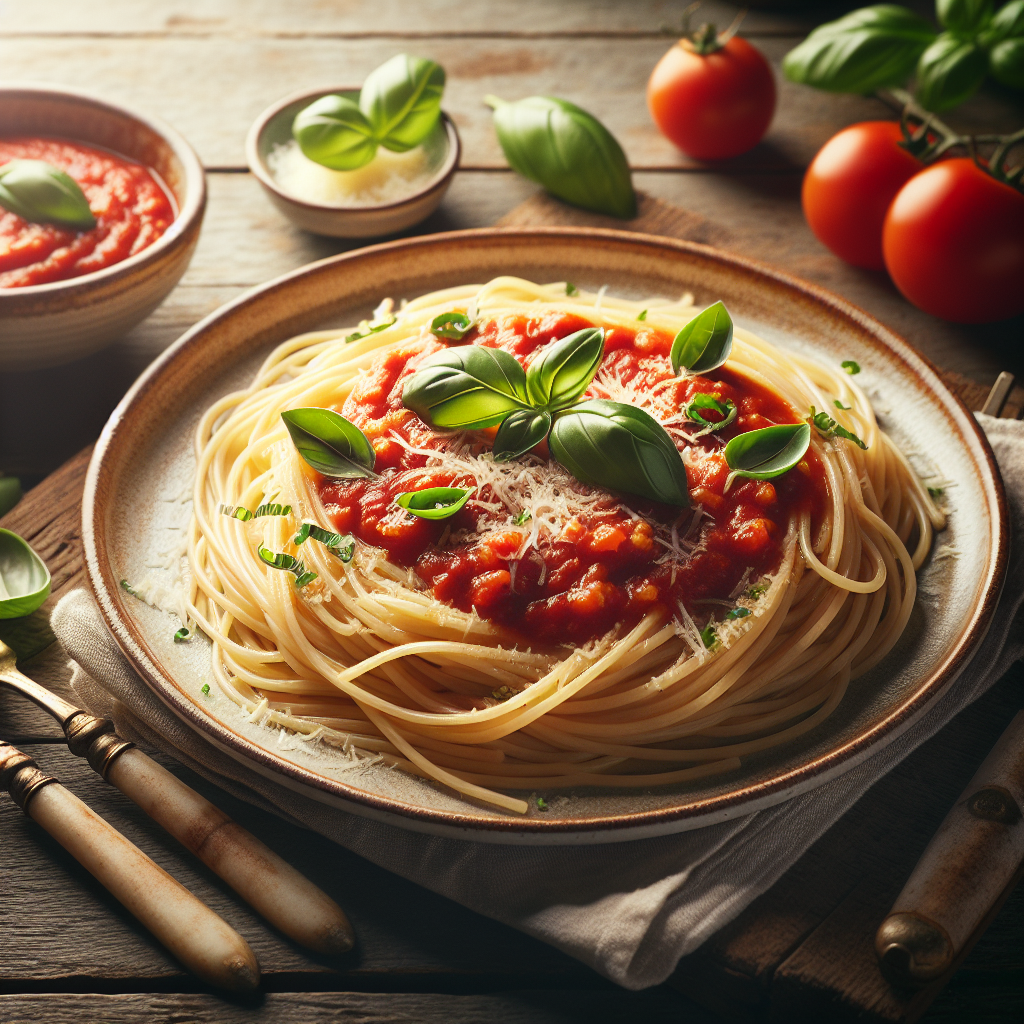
[
  {"xmin": 396, "ymin": 486, "xmax": 472, "ymax": 520},
  {"xmin": 293, "ymin": 522, "xmax": 356, "ymax": 561},
  {"xmin": 549, "ymin": 400, "xmax": 691, "ymax": 507},
  {"xmin": 402, "ymin": 346, "xmax": 530, "ymax": 428},
  {"xmin": 494, "ymin": 409, "xmax": 552, "ymax": 461},
  {"xmin": 525, "ymin": 327, "xmax": 605, "ymax": 409},
  {"xmin": 293, "ymin": 54, "xmax": 445, "ymax": 171},
  {"xmin": 671, "ymin": 302, "xmax": 734, "ymax": 375},
  {"xmin": 724, "ymin": 423, "xmax": 811, "ymax": 490},
  {"xmin": 809, "ymin": 407, "xmax": 868, "ymax": 449},
  {"xmin": 430, "ymin": 311, "xmax": 475, "ymax": 342},
  {"xmin": 685, "ymin": 393, "xmax": 737, "ymax": 432},
  {"xmin": 783, "ymin": 1, "xmax": 1024, "ymax": 112},
  {"xmin": 257, "ymin": 546, "xmax": 318, "ymax": 587},
  {"xmin": 484, "ymin": 95, "xmax": 636, "ymax": 219},
  {"xmin": 0, "ymin": 159, "xmax": 96, "ymax": 230},
  {"xmin": 281, "ymin": 408, "xmax": 377, "ymax": 478},
  {"xmin": 0, "ymin": 529, "xmax": 51, "ymax": 619}
]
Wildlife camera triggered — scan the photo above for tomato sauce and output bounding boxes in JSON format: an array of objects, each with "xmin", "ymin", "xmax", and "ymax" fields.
[
  {"xmin": 0, "ymin": 137, "xmax": 176, "ymax": 288},
  {"xmin": 318, "ymin": 312, "xmax": 827, "ymax": 645}
]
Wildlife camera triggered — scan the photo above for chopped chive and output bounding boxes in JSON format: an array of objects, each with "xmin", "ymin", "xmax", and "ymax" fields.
[
  {"xmin": 841, "ymin": 360, "xmax": 861, "ymax": 375},
  {"xmin": 173, "ymin": 627, "xmax": 190, "ymax": 642},
  {"xmin": 200, "ymin": 683, "xmax": 211, "ymax": 695},
  {"xmin": 637, "ymin": 309, "xmax": 648, "ymax": 321},
  {"xmin": 809, "ymin": 406, "xmax": 867, "ymax": 450},
  {"xmin": 513, "ymin": 509, "xmax": 532, "ymax": 526},
  {"xmin": 120, "ymin": 579, "xmax": 141, "ymax": 598}
]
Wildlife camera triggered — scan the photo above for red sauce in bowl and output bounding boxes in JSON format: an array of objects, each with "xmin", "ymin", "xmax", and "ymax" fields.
[
  {"xmin": 318, "ymin": 313, "xmax": 827, "ymax": 646},
  {"xmin": 0, "ymin": 137, "xmax": 176, "ymax": 288}
]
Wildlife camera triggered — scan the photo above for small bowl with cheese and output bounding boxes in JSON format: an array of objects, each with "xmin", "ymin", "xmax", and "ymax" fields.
[{"xmin": 246, "ymin": 85, "xmax": 460, "ymax": 239}]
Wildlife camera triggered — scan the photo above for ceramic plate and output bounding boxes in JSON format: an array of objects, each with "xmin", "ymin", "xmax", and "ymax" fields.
[{"xmin": 83, "ymin": 229, "xmax": 1008, "ymax": 844}]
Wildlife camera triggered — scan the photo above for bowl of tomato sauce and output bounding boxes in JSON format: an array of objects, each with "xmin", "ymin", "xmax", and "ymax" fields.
[{"xmin": 0, "ymin": 83, "xmax": 206, "ymax": 371}]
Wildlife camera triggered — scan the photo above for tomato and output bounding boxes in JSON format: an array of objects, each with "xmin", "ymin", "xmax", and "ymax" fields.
[
  {"xmin": 883, "ymin": 159, "xmax": 1024, "ymax": 324},
  {"xmin": 802, "ymin": 122, "xmax": 923, "ymax": 271},
  {"xmin": 647, "ymin": 37, "xmax": 776, "ymax": 161}
]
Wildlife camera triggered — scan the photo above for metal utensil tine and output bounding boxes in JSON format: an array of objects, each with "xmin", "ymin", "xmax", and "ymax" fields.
[{"xmin": 980, "ymin": 371, "xmax": 1015, "ymax": 417}]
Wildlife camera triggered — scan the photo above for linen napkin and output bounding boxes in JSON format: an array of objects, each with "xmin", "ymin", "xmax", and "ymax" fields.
[{"xmin": 52, "ymin": 414, "xmax": 1024, "ymax": 991}]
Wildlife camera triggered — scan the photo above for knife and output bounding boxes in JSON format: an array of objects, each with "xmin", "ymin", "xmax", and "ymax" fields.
[
  {"xmin": 1, "ymin": 738, "xmax": 260, "ymax": 993},
  {"xmin": 0, "ymin": 636, "xmax": 354, "ymax": 958}
]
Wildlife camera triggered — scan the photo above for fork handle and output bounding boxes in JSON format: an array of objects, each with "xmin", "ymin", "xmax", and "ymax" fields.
[
  {"xmin": 104, "ymin": 745, "xmax": 355, "ymax": 956},
  {"xmin": 0, "ymin": 742, "xmax": 260, "ymax": 993}
]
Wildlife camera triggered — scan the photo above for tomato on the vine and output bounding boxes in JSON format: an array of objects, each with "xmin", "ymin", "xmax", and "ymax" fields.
[
  {"xmin": 883, "ymin": 158, "xmax": 1024, "ymax": 324},
  {"xmin": 802, "ymin": 122, "xmax": 924, "ymax": 271},
  {"xmin": 648, "ymin": 35, "xmax": 776, "ymax": 161}
]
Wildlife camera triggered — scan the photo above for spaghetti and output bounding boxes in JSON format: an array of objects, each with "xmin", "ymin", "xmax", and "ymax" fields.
[{"xmin": 186, "ymin": 277, "xmax": 944, "ymax": 813}]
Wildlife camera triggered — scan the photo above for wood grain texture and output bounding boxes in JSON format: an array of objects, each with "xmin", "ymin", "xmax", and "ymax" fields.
[{"xmin": 0, "ymin": 990, "xmax": 710, "ymax": 1024}]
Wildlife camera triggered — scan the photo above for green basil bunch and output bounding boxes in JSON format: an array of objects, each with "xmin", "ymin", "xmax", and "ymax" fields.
[
  {"xmin": 0, "ymin": 159, "xmax": 95, "ymax": 229},
  {"xmin": 783, "ymin": 1, "xmax": 1024, "ymax": 111},
  {"xmin": 484, "ymin": 95, "xmax": 636, "ymax": 219},
  {"xmin": 402, "ymin": 327, "xmax": 690, "ymax": 506},
  {"xmin": 293, "ymin": 54, "xmax": 445, "ymax": 170}
]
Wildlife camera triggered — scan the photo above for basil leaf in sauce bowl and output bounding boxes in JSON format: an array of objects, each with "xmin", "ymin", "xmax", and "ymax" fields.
[
  {"xmin": 724, "ymin": 423, "xmax": 811, "ymax": 490},
  {"xmin": 396, "ymin": 486, "xmax": 472, "ymax": 520},
  {"xmin": 685, "ymin": 393, "xmax": 737, "ymax": 432},
  {"xmin": 292, "ymin": 94, "xmax": 378, "ymax": 170},
  {"xmin": 430, "ymin": 311, "xmax": 475, "ymax": 342},
  {"xmin": 484, "ymin": 95, "xmax": 636, "ymax": 219},
  {"xmin": 493, "ymin": 409, "xmax": 552, "ymax": 462},
  {"xmin": 526, "ymin": 327, "xmax": 605, "ymax": 410},
  {"xmin": 0, "ymin": 529, "xmax": 52, "ymax": 619},
  {"xmin": 402, "ymin": 346, "xmax": 529, "ymax": 429},
  {"xmin": 361, "ymin": 54, "xmax": 446, "ymax": 152},
  {"xmin": 0, "ymin": 159, "xmax": 96, "ymax": 230},
  {"xmin": 549, "ymin": 400, "xmax": 690, "ymax": 507},
  {"xmin": 671, "ymin": 301, "xmax": 734, "ymax": 375},
  {"xmin": 281, "ymin": 408, "xmax": 377, "ymax": 479}
]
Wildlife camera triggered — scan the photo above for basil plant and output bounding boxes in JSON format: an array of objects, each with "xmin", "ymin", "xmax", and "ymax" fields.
[{"xmin": 783, "ymin": 0, "xmax": 1024, "ymax": 111}]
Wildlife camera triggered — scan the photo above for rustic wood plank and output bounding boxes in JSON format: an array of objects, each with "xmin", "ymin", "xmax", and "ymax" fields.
[
  {"xmin": 0, "ymin": 35, "xmax": 943, "ymax": 170},
  {"xmin": 0, "ymin": 990, "xmax": 708, "ymax": 1024},
  {"xmin": 0, "ymin": 0, "xmax": 850, "ymax": 37}
]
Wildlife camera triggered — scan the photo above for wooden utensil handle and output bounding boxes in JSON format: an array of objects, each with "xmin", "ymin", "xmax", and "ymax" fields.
[
  {"xmin": 105, "ymin": 746, "xmax": 354, "ymax": 955},
  {"xmin": 0, "ymin": 742, "xmax": 260, "ymax": 993},
  {"xmin": 876, "ymin": 709, "xmax": 1024, "ymax": 984}
]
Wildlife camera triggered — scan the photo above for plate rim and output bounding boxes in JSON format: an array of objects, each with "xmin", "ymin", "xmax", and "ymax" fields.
[{"xmin": 82, "ymin": 227, "xmax": 1010, "ymax": 842}]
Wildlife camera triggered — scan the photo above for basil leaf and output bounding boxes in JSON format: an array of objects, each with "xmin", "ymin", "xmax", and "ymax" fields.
[
  {"xmin": 637, "ymin": 309, "xmax": 648, "ymax": 321},
  {"xmin": 493, "ymin": 409, "xmax": 552, "ymax": 462},
  {"xmin": 985, "ymin": 0, "xmax": 1024, "ymax": 43},
  {"xmin": 257, "ymin": 545, "xmax": 318, "ymax": 587},
  {"xmin": 549, "ymin": 399, "xmax": 690, "ymax": 507},
  {"xmin": 346, "ymin": 314, "xmax": 396, "ymax": 343},
  {"xmin": 174, "ymin": 627, "xmax": 190, "ymax": 642},
  {"xmin": 989, "ymin": 36, "xmax": 1024, "ymax": 88},
  {"xmin": 293, "ymin": 522, "xmax": 355, "ymax": 561},
  {"xmin": 565, "ymin": 282, "xmax": 579, "ymax": 296},
  {"xmin": 834, "ymin": 399, "xmax": 851, "ymax": 410},
  {"xmin": 937, "ymin": 0, "xmax": 993, "ymax": 34},
  {"xmin": 430, "ymin": 311, "xmax": 475, "ymax": 342},
  {"xmin": 915, "ymin": 34, "xmax": 989, "ymax": 111},
  {"xmin": 396, "ymin": 486, "xmax": 471, "ymax": 520},
  {"xmin": 360, "ymin": 54, "xmax": 445, "ymax": 153},
  {"xmin": 402, "ymin": 346, "xmax": 529, "ymax": 429},
  {"xmin": 782, "ymin": 5, "xmax": 936, "ymax": 94},
  {"xmin": 685, "ymin": 393, "xmax": 737, "ymax": 432},
  {"xmin": 671, "ymin": 301, "xmax": 734, "ymax": 375},
  {"xmin": 0, "ymin": 529, "xmax": 51, "ymax": 620},
  {"xmin": 809, "ymin": 406, "xmax": 868, "ymax": 450},
  {"xmin": 0, "ymin": 159, "xmax": 96, "ymax": 229},
  {"xmin": 526, "ymin": 327, "xmax": 605, "ymax": 410},
  {"xmin": 724, "ymin": 423, "xmax": 811, "ymax": 487},
  {"xmin": 281, "ymin": 408, "xmax": 377, "ymax": 479},
  {"xmin": 293, "ymin": 94, "xmax": 378, "ymax": 171},
  {"xmin": 485, "ymin": 95, "xmax": 636, "ymax": 219}
]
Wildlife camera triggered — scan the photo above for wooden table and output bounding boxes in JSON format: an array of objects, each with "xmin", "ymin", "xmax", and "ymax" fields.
[{"xmin": 1, "ymin": 3, "xmax": 1022, "ymax": 1022}]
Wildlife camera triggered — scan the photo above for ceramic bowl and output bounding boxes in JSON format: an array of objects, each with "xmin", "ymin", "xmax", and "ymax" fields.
[
  {"xmin": 0, "ymin": 82, "xmax": 206, "ymax": 373},
  {"xmin": 246, "ymin": 85, "xmax": 460, "ymax": 239}
]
